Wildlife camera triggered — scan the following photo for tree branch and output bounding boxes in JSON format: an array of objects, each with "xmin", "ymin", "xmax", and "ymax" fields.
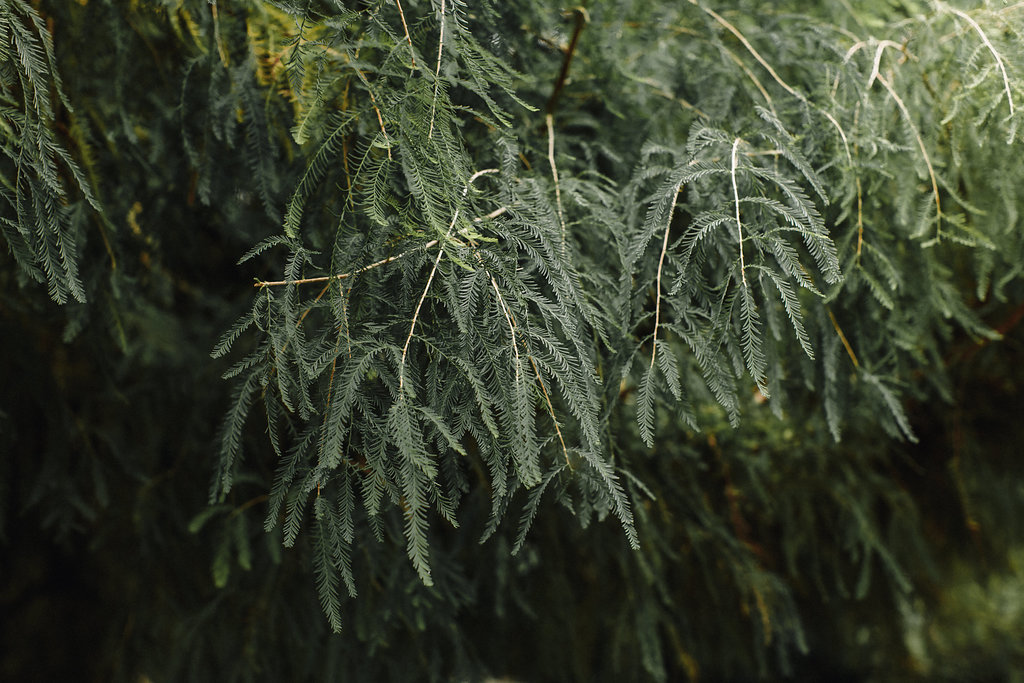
[{"xmin": 545, "ymin": 5, "xmax": 589, "ymax": 115}]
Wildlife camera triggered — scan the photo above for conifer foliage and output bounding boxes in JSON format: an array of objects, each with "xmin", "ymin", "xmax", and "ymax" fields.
[{"xmin": 4, "ymin": 0, "xmax": 1024, "ymax": 680}]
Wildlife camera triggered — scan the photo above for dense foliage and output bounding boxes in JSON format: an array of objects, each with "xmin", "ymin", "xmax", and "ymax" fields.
[{"xmin": 3, "ymin": 0, "xmax": 1024, "ymax": 680}]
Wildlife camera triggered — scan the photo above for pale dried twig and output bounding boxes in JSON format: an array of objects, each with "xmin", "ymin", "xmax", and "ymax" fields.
[
  {"xmin": 428, "ymin": 0, "xmax": 446, "ymax": 138},
  {"xmin": 546, "ymin": 113, "xmax": 567, "ymax": 252},
  {"xmin": 256, "ymin": 241, "xmax": 436, "ymax": 288},
  {"xmin": 394, "ymin": 0, "xmax": 416, "ymax": 68},
  {"xmin": 691, "ymin": 1, "xmax": 798, "ymax": 98},
  {"xmin": 941, "ymin": 3, "xmax": 1014, "ymax": 116},
  {"xmin": 874, "ymin": 73, "xmax": 942, "ymax": 231},
  {"xmin": 694, "ymin": 0, "xmax": 851, "ymax": 163},
  {"xmin": 651, "ymin": 183, "xmax": 682, "ymax": 370},
  {"xmin": 491, "ymin": 275, "xmax": 520, "ymax": 381},
  {"xmin": 730, "ymin": 138, "xmax": 747, "ymax": 287},
  {"xmin": 864, "ymin": 40, "xmax": 906, "ymax": 89}
]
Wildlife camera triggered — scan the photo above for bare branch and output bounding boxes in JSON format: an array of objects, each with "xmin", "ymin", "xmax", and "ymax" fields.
[{"xmin": 395, "ymin": 0, "xmax": 416, "ymax": 68}]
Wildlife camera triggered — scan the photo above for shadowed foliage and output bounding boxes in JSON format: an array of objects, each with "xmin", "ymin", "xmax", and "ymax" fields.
[{"xmin": 3, "ymin": 1, "xmax": 1024, "ymax": 680}]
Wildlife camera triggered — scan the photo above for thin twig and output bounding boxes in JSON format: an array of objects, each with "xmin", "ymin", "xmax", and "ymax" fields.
[
  {"xmin": 855, "ymin": 175, "xmax": 864, "ymax": 260},
  {"xmin": 692, "ymin": 1, "xmax": 797, "ymax": 98},
  {"xmin": 875, "ymin": 73, "xmax": 942, "ymax": 232},
  {"xmin": 318, "ymin": 323, "xmax": 347, "ymax": 477},
  {"xmin": 255, "ymin": 207, "xmax": 509, "ymax": 289},
  {"xmin": 651, "ymin": 183, "xmax": 682, "ymax": 369},
  {"xmin": 722, "ymin": 44, "xmax": 773, "ymax": 109},
  {"xmin": 529, "ymin": 356, "xmax": 571, "ymax": 467},
  {"xmin": 428, "ymin": 0, "xmax": 446, "ymax": 138},
  {"xmin": 366, "ymin": 84, "xmax": 392, "ymax": 160},
  {"xmin": 942, "ymin": 3, "xmax": 1014, "ymax": 116},
  {"xmin": 627, "ymin": 74, "xmax": 707, "ymax": 118},
  {"xmin": 821, "ymin": 109, "xmax": 852, "ymax": 166},
  {"xmin": 302, "ymin": 282, "xmax": 333, "ymax": 326},
  {"xmin": 865, "ymin": 40, "xmax": 906, "ymax": 89},
  {"xmin": 465, "ymin": 226, "xmax": 565, "ymax": 465},
  {"xmin": 542, "ymin": 5, "xmax": 585, "ymax": 257},
  {"xmin": 210, "ymin": 3, "xmax": 230, "ymax": 67},
  {"xmin": 826, "ymin": 307, "xmax": 859, "ymax": 368},
  {"xmin": 475, "ymin": 206, "xmax": 508, "ymax": 223},
  {"xmin": 853, "ymin": 102, "xmax": 864, "ymax": 262},
  {"xmin": 274, "ymin": 280, "xmax": 333, "ymax": 359},
  {"xmin": 256, "ymin": 241, "xmax": 438, "ymax": 288},
  {"xmin": 399, "ymin": 168, "xmax": 499, "ymax": 391},
  {"xmin": 697, "ymin": 1, "xmax": 852, "ymax": 163},
  {"xmin": 482, "ymin": 239, "xmax": 566, "ymax": 466},
  {"xmin": 394, "ymin": 0, "xmax": 416, "ymax": 68},
  {"xmin": 546, "ymin": 113, "xmax": 567, "ymax": 253},
  {"xmin": 400, "ymin": 242, "xmax": 445, "ymax": 391},
  {"xmin": 730, "ymin": 138, "xmax": 747, "ymax": 287},
  {"xmin": 96, "ymin": 218, "xmax": 117, "ymax": 271},
  {"xmin": 491, "ymin": 276, "xmax": 520, "ymax": 381}
]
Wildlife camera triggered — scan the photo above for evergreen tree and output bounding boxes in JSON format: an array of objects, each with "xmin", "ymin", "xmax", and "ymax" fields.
[{"xmin": 3, "ymin": 0, "xmax": 1024, "ymax": 680}]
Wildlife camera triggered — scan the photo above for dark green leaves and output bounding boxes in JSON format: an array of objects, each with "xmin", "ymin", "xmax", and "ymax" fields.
[
  {"xmin": 0, "ymin": 0, "xmax": 99, "ymax": 303},
  {"xmin": 203, "ymin": 0, "xmax": 1024, "ymax": 652}
]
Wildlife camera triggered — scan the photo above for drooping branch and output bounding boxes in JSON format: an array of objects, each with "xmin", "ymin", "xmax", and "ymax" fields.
[
  {"xmin": 255, "ymin": 242, "xmax": 438, "ymax": 288},
  {"xmin": 398, "ymin": 168, "xmax": 499, "ymax": 391},
  {"xmin": 874, "ymin": 73, "xmax": 942, "ymax": 234},
  {"xmin": 941, "ymin": 3, "xmax": 1014, "ymax": 116},
  {"xmin": 254, "ymin": 209, "xmax": 508, "ymax": 289},
  {"xmin": 698, "ymin": 0, "xmax": 852, "ymax": 163}
]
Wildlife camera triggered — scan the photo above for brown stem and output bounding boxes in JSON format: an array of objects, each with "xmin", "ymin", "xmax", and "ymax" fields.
[{"xmin": 545, "ymin": 5, "xmax": 589, "ymax": 115}]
